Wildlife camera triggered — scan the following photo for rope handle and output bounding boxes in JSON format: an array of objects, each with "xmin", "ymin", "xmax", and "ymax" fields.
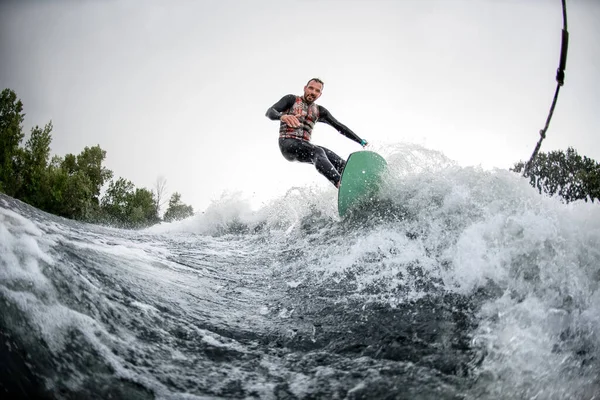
[{"xmin": 523, "ymin": 0, "xmax": 569, "ymax": 176}]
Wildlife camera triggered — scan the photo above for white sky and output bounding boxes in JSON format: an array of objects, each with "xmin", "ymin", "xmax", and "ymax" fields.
[{"xmin": 1, "ymin": 0, "xmax": 599, "ymax": 212}]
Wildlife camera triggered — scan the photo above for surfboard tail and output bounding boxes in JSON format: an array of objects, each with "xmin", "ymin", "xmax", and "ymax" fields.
[{"xmin": 338, "ymin": 151, "xmax": 387, "ymax": 217}]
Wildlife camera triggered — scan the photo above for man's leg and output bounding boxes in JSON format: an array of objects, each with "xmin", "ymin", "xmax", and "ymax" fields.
[
  {"xmin": 279, "ymin": 138, "xmax": 341, "ymax": 187},
  {"xmin": 312, "ymin": 147, "xmax": 341, "ymax": 187},
  {"xmin": 318, "ymin": 145, "xmax": 346, "ymax": 175},
  {"xmin": 279, "ymin": 138, "xmax": 314, "ymax": 163}
]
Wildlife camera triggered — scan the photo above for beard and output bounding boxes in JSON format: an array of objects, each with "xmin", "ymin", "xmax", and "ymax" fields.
[{"xmin": 304, "ymin": 94, "xmax": 315, "ymax": 103}]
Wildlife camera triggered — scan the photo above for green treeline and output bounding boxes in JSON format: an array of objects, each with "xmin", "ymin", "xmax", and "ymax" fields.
[
  {"xmin": 513, "ymin": 147, "xmax": 600, "ymax": 204},
  {"xmin": 0, "ymin": 88, "xmax": 194, "ymax": 227}
]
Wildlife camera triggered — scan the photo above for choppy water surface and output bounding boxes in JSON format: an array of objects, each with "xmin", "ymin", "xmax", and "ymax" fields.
[{"xmin": 1, "ymin": 145, "xmax": 599, "ymax": 399}]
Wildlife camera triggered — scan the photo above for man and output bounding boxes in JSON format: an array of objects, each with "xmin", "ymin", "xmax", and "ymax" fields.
[{"xmin": 265, "ymin": 78, "xmax": 368, "ymax": 188}]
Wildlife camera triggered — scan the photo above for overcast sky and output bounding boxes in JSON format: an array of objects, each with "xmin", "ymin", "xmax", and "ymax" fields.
[{"xmin": 1, "ymin": 0, "xmax": 599, "ymax": 212}]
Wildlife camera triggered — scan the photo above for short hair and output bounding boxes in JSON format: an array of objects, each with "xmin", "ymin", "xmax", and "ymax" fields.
[{"xmin": 306, "ymin": 78, "xmax": 324, "ymax": 87}]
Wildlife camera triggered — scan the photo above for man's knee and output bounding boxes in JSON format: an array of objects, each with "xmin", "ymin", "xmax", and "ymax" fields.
[{"xmin": 312, "ymin": 147, "xmax": 327, "ymax": 161}]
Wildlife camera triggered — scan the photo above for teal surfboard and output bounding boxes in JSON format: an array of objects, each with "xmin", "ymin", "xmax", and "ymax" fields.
[{"xmin": 338, "ymin": 151, "xmax": 387, "ymax": 217}]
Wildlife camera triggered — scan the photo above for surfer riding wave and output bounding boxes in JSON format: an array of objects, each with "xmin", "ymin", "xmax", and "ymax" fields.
[{"xmin": 265, "ymin": 78, "xmax": 368, "ymax": 188}]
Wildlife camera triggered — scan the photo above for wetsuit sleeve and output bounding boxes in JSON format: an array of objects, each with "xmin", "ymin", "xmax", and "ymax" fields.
[
  {"xmin": 318, "ymin": 106, "xmax": 363, "ymax": 144},
  {"xmin": 265, "ymin": 94, "xmax": 296, "ymax": 120}
]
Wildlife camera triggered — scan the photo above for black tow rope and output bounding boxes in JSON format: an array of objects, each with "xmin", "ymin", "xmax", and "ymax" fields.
[{"xmin": 523, "ymin": 0, "xmax": 569, "ymax": 176}]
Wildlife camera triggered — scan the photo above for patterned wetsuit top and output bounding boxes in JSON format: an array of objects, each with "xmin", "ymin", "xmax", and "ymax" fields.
[
  {"xmin": 280, "ymin": 96, "xmax": 319, "ymax": 141},
  {"xmin": 265, "ymin": 94, "xmax": 363, "ymax": 145}
]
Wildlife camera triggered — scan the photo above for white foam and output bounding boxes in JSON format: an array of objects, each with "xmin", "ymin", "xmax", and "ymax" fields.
[{"xmin": 0, "ymin": 207, "xmax": 56, "ymax": 297}]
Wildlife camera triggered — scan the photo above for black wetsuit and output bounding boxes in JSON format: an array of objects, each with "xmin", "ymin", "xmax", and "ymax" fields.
[{"xmin": 266, "ymin": 94, "xmax": 364, "ymax": 187}]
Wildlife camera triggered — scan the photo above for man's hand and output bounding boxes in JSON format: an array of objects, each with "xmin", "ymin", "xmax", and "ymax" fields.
[{"xmin": 281, "ymin": 114, "xmax": 302, "ymax": 128}]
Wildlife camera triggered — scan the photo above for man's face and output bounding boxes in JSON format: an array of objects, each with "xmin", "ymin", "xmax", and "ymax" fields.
[{"xmin": 303, "ymin": 81, "xmax": 323, "ymax": 103}]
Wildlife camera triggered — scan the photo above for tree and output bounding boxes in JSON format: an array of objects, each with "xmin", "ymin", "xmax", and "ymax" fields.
[
  {"xmin": 153, "ymin": 175, "xmax": 168, "ymax": 218},
  {"xmin": 53, "ymin": 170, "xmax": 95, "ymax": 220},
  {"xmin": 127, "ymin": 188, "xmax": 160, "ymax": 227},
  {"xmin": 0, "ymin": 88, "xmax": 25, "ymax": 195},
  {"xmin": 74, "ymin": 145, "xmax": 113, "ymax": 203},
  {"xmin": 18, "ymin": 122, "xmax": 53, "ymax": 207},
  {"xmin": 47, "ymin": 146, "xmax": 113, "ymax": 219},
  {"xmin": 62, "ymin": 153, "xmax": 77, "ymax": 174},
  {"xmin": 100, "ymin": 178, "xmax": 160, "ymax": 227},
  {"xmin": 513, "ymin": 147, "xmax": 600, "ymax": 203},
  {"xmin": 163, "ymin": 192, "xmax": 194, "ymax": 222},
  {"xmin": 44, "ymin": 156, "xmax": 71, "ymax": 216},
  {"xmin": 101, "ymin": 177, "xmax": 135, "ymax": 224}
]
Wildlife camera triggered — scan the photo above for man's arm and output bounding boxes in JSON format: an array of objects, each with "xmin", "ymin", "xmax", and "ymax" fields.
[
  {"xmin": 318, "ymin": 106, "xmax": 364, "ymax": 145},
  {"xmin": 265, "ymin": 94, "xmax": 296, "ymax": 120}
]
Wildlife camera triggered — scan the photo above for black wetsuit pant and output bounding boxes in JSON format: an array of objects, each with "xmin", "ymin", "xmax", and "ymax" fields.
[{"xmin": 279, "ymin": 138, "xmax": 346, "ymax": 187}]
